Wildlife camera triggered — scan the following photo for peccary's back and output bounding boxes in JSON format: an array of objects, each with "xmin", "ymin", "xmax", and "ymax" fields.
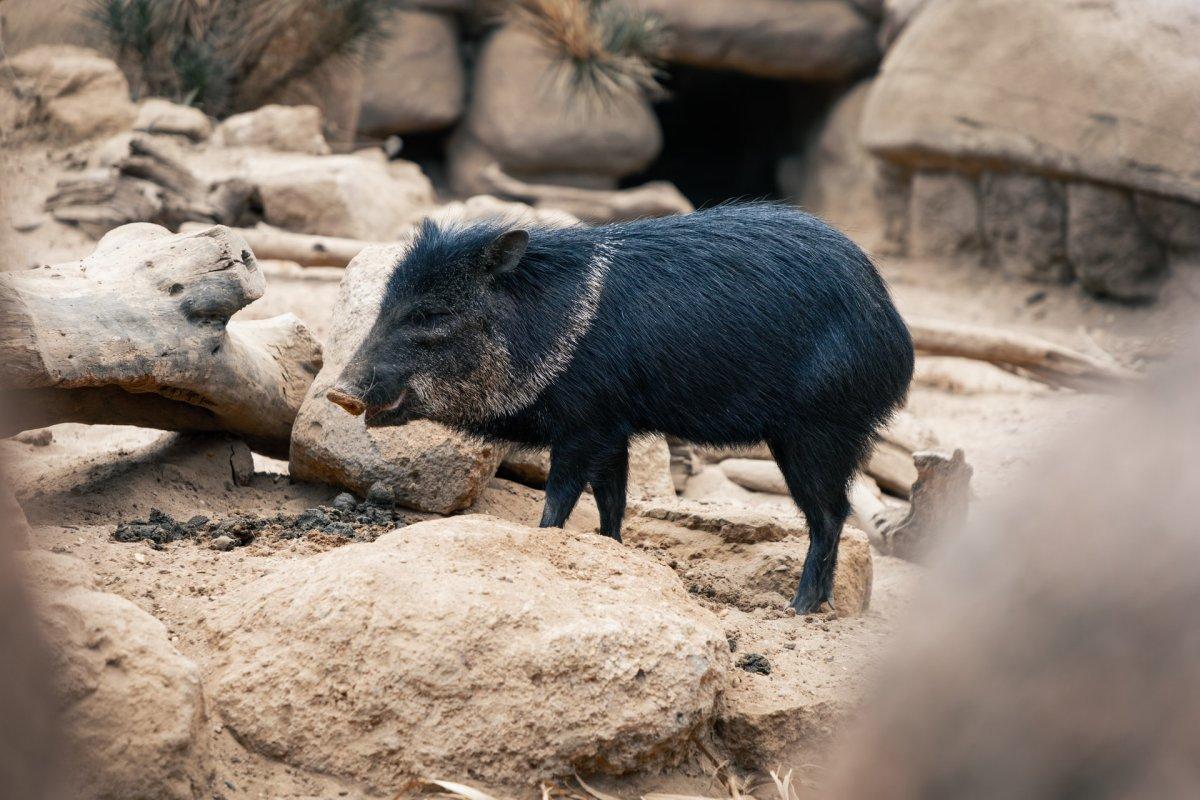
[{"xmin": 536, "ymin": 203, "xmax": 913, "ymax": 445}]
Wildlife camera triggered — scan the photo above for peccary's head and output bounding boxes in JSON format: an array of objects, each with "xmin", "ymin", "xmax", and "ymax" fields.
[{"xmin": 327, "ymin": 219, "xmax": 530, "ymax": 427}]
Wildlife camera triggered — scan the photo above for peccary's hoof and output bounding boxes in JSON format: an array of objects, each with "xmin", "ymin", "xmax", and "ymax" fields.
[{"xmin": 789, "ymin": 586, "xmax": 827, "ymax": 615}]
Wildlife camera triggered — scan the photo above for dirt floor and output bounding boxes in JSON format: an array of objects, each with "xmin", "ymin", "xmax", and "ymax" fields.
[{"xmin": 3, "ymin": 140, "xmax": 1195, "ymax": 798}]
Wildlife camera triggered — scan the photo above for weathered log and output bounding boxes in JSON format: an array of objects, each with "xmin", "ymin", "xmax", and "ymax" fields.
[
  {"xmin": 479, "ymin": 164, "xmax": 693, "ymax": 224},
  {"xmin": 180, "ymin": 222, "xmax": 375, "ymax": 268},
  {"xmin": 850, "ymin": 449, "xmax": 974, "ymax": 560},
  {"xmin": 0, "ymin": 223, "xmax": 322, "ymax": 456},
  {"xmin": 908, "ymin": 317, "xmax": 1139, "ymax": 390}
]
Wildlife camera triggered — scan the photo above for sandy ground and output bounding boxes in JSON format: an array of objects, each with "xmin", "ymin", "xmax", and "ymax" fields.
[{"xmin": 3, "ymin": 139, "xmax": 1196, "ymax": 797}]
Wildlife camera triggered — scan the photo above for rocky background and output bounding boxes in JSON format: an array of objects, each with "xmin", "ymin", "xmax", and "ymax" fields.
[{"xmin": 0, "ymin": 1, "xmax": 1196, "ymax": 799}]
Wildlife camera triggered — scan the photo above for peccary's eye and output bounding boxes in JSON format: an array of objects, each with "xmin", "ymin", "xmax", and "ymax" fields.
[{"xmin": 409, "ymin": 309, "xmax": 454, "ymax": 327}]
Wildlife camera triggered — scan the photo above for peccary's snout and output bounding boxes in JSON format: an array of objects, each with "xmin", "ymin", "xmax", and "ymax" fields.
[{"xmin": 326, "ymin": 385, "xmax": 366, "ymax": 416}]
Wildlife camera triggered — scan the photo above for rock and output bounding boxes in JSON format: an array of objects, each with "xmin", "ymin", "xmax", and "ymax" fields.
[
  {"xmin": 1135, "ymin": 193, "xmax": 1200, "ymax": 255},
  {"xmin": 500, "ymin": 448, "xmax": 551, "ymax": 488},
  {"xmin": 358, "ymin": 10, "xmax": 464, "ymax": 136},
  {"xmin": 862, "ymin": 0, "xmax": 1200, "ymax": 205},
  {"xmin": 214, "ymin": 104, "xmax": 331, "ymax": 155},
  {"xmin": 203, "ymin": 515, "xmax": 728, "ymax": 790},
  {"xmin": 134, "ymin": 98, "xmax": 212, "ymax": 141},
  {"xmin": 210, "ymin": 534, "xmax": 237, "ymax": 551},
  {"xmin": 625, "ymin": 511, "xmax": 873, "ymax": 614},
  {"xmin": 878, "ymin": 0, "xmax": 934, "ymax": 50},
  {"xmin": 633, "ymin": 499, "xmax": 804, "ymax": 545},
  {"xmin": 908, "ymin": 171, "xmax": 980, "ymax": 258},
  {"xmin": 5, "ymin": 46, "xmax": 135, "ymax": 141},
  {"xmin": 14, "ymin": 428, "xmax": 54, "ymax": 446},
  {"xmin": 629, "ymin": 437, "xmax": 676, "ymax": 500},
  {"xmin": 640, "ymin": 0, "xmax": 879, "ymax": 81},
  {"xmin": 497, "ymin": 438, "xmax": 672, "ymax": 501},
  {"xmin": 17, "ymin": 550, "xmax": 96, "ymax": 593},
  {"xmin": 290, "ymin": 244, "xmax": 502, "ymax": 513},
  {"xmin": 718, "ymin": 458, "xmax": 788, "ymax": 496},
  {"xmin": 781, "ymin": 80, "xmax": 911, "ymax": 255},
  {"xmin": 736, "ymin": 653, "xmax": 772, "ymax": 675},
  {"xmin": 1067, "ymin": 183, "xmax": 1166, "ymax": 303},
  {"xmin": 428, "ymin": 194, "xmax": 582, "ymax": 230},
  {"xmin": 332, "ymin": 492, "xmax": 358, "ymax": 512},
  {"xmin": 980, "ymin": 172, "xmax": 1071, "ymax": 283},
  {"xmin": 366, "ymin": 481, "xmax": 395, "ymax": 508},
  {"xmin": 242, "ymin": 153, "xmax": 434, "ymax": 239},
  {"xmin": 468, "ymin": 478, "xmax": 601, "ymax": 532},
  {"xmin": 35, "ymin": 587, "xmax": 209, "ymax": 800},
  {"xmin": 462, "ymin": 26, "xmax": 661, "ymax": 182}
]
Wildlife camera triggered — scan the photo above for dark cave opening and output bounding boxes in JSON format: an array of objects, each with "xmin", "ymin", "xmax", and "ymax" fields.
[{"xmin": 622, "ymin": 66, "xmax": 839, "ymax": 209}]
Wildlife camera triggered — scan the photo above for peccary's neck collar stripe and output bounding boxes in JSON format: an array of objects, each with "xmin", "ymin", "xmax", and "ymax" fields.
[{"xmin": 498, "ymin": 236, "xmax": 613, "ymax": 415}]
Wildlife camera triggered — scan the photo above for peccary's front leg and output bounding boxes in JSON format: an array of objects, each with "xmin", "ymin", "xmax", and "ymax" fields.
[
  {"xmin": 590, "ymin": 441, "xmax": 629, "ymax": 542},
  {"xmin": 539, "ymin": 440, "xmax": 590, "ymax": 529}
]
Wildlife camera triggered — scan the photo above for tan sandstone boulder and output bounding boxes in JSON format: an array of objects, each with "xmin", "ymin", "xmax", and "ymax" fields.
[
  {"xmin": 358, "ymin": 10, "xmax": 465, "ymax": 136},
  {"xmin": 203, "ymin": 515, "xmax": 729, "ymax": 791},
  {"xmin": 25, "ymin": 554, "xmax": 211, "ymax": 800},
  {"xmin": 459, "ymin": 26, "xmax": 661, "ymax": 186},
  {"xmin": 862, "ymin": 0, "xmax": 1200, "ymax": 205},
  {"xmin": 5, "ymin": 46, "xmax": 135, "ymax": 141},
  {"xmin": 638, "ymin": 0, "xmax": 879, "ymax": 81},
  {"xmin": 214, "ymin": 104, "xmax": 331, "ymax": 155},
  {"xmin": 290, "ymin": 243, "xmax": 502, "ymax": 513},
  {"xmin": 240, "ymin": 153, "xmax": 434, "ymax": 240}
]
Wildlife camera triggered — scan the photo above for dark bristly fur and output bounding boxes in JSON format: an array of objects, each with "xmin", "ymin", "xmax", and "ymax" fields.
[{"xmin": 333, "ymin": 203, "xmax": 914, "ymax": 612}]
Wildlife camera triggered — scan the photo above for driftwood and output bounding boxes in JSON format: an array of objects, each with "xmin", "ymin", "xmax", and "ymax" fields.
[
  {"xmin": 44, "ymin": 135, "xmax": 256, "ymax": 237},
  {"xmin": 479, "ymin": 164, "xmax": 693, "ymax": 224},
  {"xmin": 908, "ymin": 317, "xmax": 1139, "ymax": 390},
  {"xmin": 850, "ymin": 449, "xmax": 973, "ymax": 559},
  {"xmin": 180, "ymin": 222, "xmax": 375, "ymax": 267},
  {"xmin": 0, "ymin": 223, "xmax": 322, "ymax": 457}
]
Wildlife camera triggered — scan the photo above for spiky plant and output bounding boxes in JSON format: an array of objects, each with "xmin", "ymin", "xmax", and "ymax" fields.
[
  {"xmin": 88, "ymin": 0, "xmax": 404, "ymax": 116},
  {"xmin": 506, "ymin": 0, "xmax": 666, "ymax": 99}
]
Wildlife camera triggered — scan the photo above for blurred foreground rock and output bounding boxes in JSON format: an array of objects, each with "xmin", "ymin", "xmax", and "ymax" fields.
[
  {"xmin": 290, "ymin": 243, "xmax": 502, "ymax": 513},
  {"xmin": 0, "ymin": 224, "xmax": 322, "ymax": 456},
  {"xmin": 22, "ymin": 552, "xmax": 210, "ymax": 800},
  {"xmin": 203, "ymin": 515, "xmax": 729, "ymax": 790}
]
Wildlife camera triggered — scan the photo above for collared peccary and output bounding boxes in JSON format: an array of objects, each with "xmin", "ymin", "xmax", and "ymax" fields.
[{"xmin": 328, "ymin": 203, "xmax": 914, "ymax": 612}]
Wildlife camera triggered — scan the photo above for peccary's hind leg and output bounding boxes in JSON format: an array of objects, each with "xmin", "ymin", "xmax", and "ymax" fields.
[
  {"xmin": 770, "ymin": 436, "xmax": 854, "ymax": 614},
  {"xmin": 590, "ymin": 440, "xmax": 629, "ymax": 542},
  {"xmin": 539, "ymin": 439, "xmax": 590, "ymax": 529}
]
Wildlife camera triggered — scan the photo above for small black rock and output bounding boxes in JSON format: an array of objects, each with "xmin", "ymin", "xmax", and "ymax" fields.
[
  {"xmin": 366, "ymin": 481, "xmax": 395, "ymax": 508},
  {"xmin": 736, "ymin": 653, "xmax": 771, "ymax": 675},
  {"xmin": 332, "ymin": 492, "xmax": 358, "ymax": 513}
]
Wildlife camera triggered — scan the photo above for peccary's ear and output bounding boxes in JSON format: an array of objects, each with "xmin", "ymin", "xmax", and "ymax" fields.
[{"xmin": 484, "ymin": 229, "xmax": 528, "ymax": 275}]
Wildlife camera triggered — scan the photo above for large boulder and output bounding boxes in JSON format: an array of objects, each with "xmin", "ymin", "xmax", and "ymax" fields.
[
  {"xmin": 203, "ymin": 515, "xmax": 729, "ymax": 791},
  {"xmin": 458, "ymin": 26, "xmax": 661, "ymax": 187},
  {"xmin": 214, "ymin": 104, "xmax": 331, "ymax": 155},
  {"xmin": 358, "ymin": 10, "xmax": 465, "ymax": 136},
  {"xmin": 290, "ymin": 243, "xmax": 502, "ymax": 513},
  {"xmin": 4, "ymin": 46, "xmax": 135, "ymax": 141},
  {"xmin": 25, "ymin": 553, "xmax": 210, "ymax": 800},
  {"xmin": 240, "ymin": 152, "xmax": 434, "ymax": 240},
  {"xmin": 862, "ymin": 0, "xmax": 1200, "ymax": 205},
  {"xmin": 780, "ymin": 79, "xmax": 910, "ymax": 255},
  {"xmin": 639, "ymin": 0, "xmax": 879, "ymax": 81}
]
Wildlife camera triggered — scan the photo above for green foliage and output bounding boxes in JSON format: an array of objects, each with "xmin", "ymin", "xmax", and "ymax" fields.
[{"xmin": 87, "ymin": 0, "xmax": 405, "ymax": 116}]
